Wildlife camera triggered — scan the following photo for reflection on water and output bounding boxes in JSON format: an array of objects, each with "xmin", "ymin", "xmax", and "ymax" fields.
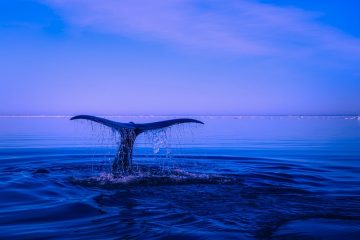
[{"xmin": 0, "ymin": 116, "xmax": 359, "ymax": 239}]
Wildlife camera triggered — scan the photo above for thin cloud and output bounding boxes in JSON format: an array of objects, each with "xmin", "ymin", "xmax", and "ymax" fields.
[{"xmin": 44, "ymin": 0, "xmax": 360, "ymax": 59}]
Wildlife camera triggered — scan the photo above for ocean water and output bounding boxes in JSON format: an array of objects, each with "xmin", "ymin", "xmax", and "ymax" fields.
[{"xmin": 0, "ymin": 116, "xmax": 359, "ymax": 239}]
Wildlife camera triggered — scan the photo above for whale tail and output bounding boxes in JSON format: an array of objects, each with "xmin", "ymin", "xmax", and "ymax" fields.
[{"xmin": 70, "ymin": 115, "xmax": 203, "ymax": 172}]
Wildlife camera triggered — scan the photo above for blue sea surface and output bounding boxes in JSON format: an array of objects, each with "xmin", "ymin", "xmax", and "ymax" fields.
[{"xmin": 0, "ymin": 116, "xmax": 359, "ymax": 239}]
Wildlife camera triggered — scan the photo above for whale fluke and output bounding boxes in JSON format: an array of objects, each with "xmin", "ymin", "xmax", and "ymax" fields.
[{"xmin": 70, "ymin": 115, "xmax": 203, "ymax": 172}]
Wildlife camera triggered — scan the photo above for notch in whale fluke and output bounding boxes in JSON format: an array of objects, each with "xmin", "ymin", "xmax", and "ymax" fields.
[{"xmin": 70, "ymin": 115, "xmax": 204, "ymax": 173}]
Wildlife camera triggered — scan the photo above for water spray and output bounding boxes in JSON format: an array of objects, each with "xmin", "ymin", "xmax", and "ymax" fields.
[{"xmin": 70, "ymin": 115, "xmax": 204, "ymax": 173}]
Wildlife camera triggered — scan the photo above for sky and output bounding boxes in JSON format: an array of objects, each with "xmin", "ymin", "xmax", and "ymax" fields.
[{"xmin": 0, "ymin": 0, "xmax": 359, "ymax": 116}]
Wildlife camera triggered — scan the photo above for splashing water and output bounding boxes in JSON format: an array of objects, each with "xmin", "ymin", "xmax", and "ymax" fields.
[
  {"xmin": 145, "ymin": 128, "xmax": 169, "ymax": 154},
  {"xmin": 67, "ymin": 121, "xmax": 216, "ymax": 187},
  {"xmin": 71, "ymin": 167, "xmax": 237, "ymax": 188},
  {"xmin": 72, "ymin": 120, "xmax": 205, "ymax": 180}
]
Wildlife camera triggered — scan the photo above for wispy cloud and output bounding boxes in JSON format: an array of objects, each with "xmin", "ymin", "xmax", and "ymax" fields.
[{"xmin": 44, "ymin": 0, "xmax": 360, "ymax": 59}]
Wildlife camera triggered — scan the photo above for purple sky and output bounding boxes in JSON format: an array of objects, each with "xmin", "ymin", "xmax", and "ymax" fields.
[{"xmin": 0, "ymin": 0, "xmax": 359, "ymax": 115}]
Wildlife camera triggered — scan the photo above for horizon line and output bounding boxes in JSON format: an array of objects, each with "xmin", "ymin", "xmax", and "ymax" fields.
[{"xmin": 0, "ymin": 114, "xmax": 359, "ymax": 118}]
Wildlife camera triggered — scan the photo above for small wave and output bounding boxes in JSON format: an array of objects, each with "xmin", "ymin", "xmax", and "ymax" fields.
[
  {"xmin": 272, "ymin": 218, "xmax": 360, "ymax": 239},
  {"xmin": 0, "ymin": 202, "xmax": 102, "ymax": 225}
]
